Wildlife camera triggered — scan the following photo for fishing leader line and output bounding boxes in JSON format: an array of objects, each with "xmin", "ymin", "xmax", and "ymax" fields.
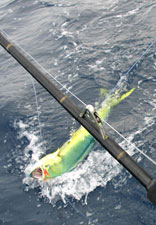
[
  {"xmin": 111, "ymin": 36, "xmax": 156, "ymax": 93},
  {"xmin": 30, "ymin": 76, "xmax": 48, "ymax": 152},
  {"xmin": 103, "ymin": 120, "xmax": 156, "ymax": 166},
  {"xmin": 65, "ymin": 196, "xmax": 105, "ymax": 225},
  {"xmin": 125, "ymin": 37, "xmax": 156, "ymax": 76}
]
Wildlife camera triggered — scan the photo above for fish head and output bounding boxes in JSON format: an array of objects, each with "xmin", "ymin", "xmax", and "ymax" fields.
[
  {"xmin": 30, "ymin": 151, "xmax": 62, "ymax": 181},
  {"xmin": 30, "ymin": 162, "xmax": 53, "ymax": 181}
]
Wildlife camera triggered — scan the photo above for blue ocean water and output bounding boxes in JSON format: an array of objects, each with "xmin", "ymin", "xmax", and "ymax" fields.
[{"xmin": 0, "ymin": 0, "xmax": 156, "ymax": 224}]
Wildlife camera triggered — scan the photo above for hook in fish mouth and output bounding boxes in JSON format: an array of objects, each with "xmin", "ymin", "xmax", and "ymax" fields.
[{"xmin": 31, "ymin": 167, "xmax": 43, "ymax": 180}]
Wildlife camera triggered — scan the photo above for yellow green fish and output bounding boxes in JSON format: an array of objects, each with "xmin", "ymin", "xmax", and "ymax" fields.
[{"xmin": 30, "ymin": 88, "xmax": 135, "ymax": 181}]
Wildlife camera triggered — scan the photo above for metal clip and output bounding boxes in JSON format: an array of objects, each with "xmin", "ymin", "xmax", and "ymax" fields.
[{"xmin": 79, "ymin": 105, "xmax": 106, "ymax": 139}]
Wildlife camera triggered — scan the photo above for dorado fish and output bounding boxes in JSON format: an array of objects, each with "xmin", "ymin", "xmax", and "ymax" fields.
[{"xmin": 30, "ymin": 88, "xmax": 135, "ymax": 181}]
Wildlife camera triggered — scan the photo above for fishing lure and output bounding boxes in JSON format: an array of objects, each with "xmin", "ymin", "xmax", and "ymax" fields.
[{"xmin": 30, "ymin": 88, "xmax": 135, "ymax": 181}]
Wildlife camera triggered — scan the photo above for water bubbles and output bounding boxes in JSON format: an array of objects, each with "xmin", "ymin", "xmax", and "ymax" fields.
[
  {"xmin": 114, "ymin": 204, "xmax": 121, "ymax": 210},
  {"xmin": 8, "ymin": 8, "xmax": 13, "ymax": 13}
]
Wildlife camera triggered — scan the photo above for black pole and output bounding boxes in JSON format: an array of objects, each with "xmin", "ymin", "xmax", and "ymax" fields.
[{"xmin": 0, "ymin": 31, "xmax": 156, "ymax": 205}]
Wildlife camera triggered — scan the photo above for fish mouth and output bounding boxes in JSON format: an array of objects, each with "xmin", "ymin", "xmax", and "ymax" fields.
[{"xmin": 31, "ymin": 167, "xmax": 43, "ymax": 180}]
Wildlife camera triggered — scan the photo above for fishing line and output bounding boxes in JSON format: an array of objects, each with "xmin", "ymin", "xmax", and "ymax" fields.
[
  {"xmin": 65, "ymin": 197, "xmax": 91, "ymax": 223},
  {"xmin": 65, "ymin": 197, "xmax": 103, "ymax": 225},
  {"xmin": 30, "ymin": 76, "xmax": 47, "ymax": 151},
  {"xmin": 125, "ymin": 37, "xmax": 156, "ymax": 76},
  {"xmin": 103, "ymin": 120, "xmax": 156, "ymax": 166},
  {"xmin": 112, "ymin": 36, "xmax": 156, "ymax": 92}
]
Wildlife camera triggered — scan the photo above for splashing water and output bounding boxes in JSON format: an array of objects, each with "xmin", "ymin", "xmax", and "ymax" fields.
[{"xmin": 20, "ymin": 119, "xmax": 145, "ymax": 204}]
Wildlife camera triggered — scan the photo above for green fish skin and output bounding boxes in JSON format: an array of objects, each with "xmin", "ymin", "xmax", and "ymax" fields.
[{"xmin": 30, "ymin": 88, "xmax": 135, "ymax": 181}]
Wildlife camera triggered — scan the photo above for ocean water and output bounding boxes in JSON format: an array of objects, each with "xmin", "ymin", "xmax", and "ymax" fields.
[{"xmin": 0, "ymin": 0, "xmax": 156, "ymax": 225}]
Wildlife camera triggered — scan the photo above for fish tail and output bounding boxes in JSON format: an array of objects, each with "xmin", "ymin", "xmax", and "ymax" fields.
[
  {"xmin": 114, "ymin": 87, "xmax": 135, "ymax": 106},
  {"xmin": 99, "ymin": 88, "xmax": 135, "ymax": 120}
]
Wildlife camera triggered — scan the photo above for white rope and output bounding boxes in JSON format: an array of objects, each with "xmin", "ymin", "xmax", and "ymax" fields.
[{"xmin": 103, "ymin": 120, "xmax": 156, "ymax": 166}]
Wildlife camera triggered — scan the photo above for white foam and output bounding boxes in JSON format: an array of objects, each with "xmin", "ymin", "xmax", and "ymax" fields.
[
  {"xmin": 23, "ymin": 149, "xmax": 122, "ymax": 204},
  {"xmin": 14, "ymin": 120, "xmax": 45, "ymax": 171}
]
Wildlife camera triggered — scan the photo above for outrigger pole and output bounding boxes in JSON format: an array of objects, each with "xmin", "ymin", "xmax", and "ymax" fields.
[{"xmin": 0, "ymin": 31, "xmax": 156, "ymax": 205}]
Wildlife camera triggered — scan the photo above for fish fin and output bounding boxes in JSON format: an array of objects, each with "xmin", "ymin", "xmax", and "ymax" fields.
[
  {"xmin": 117, "ymin": 87, "xmax": 135, "ymax": 103},
  {"xmin": 100, "ymin": 88, "xmax": 109, "ymax": 98},
  {"xmin": 106, "ymin": 88, "xmax": 135, "ymax": 108}
]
